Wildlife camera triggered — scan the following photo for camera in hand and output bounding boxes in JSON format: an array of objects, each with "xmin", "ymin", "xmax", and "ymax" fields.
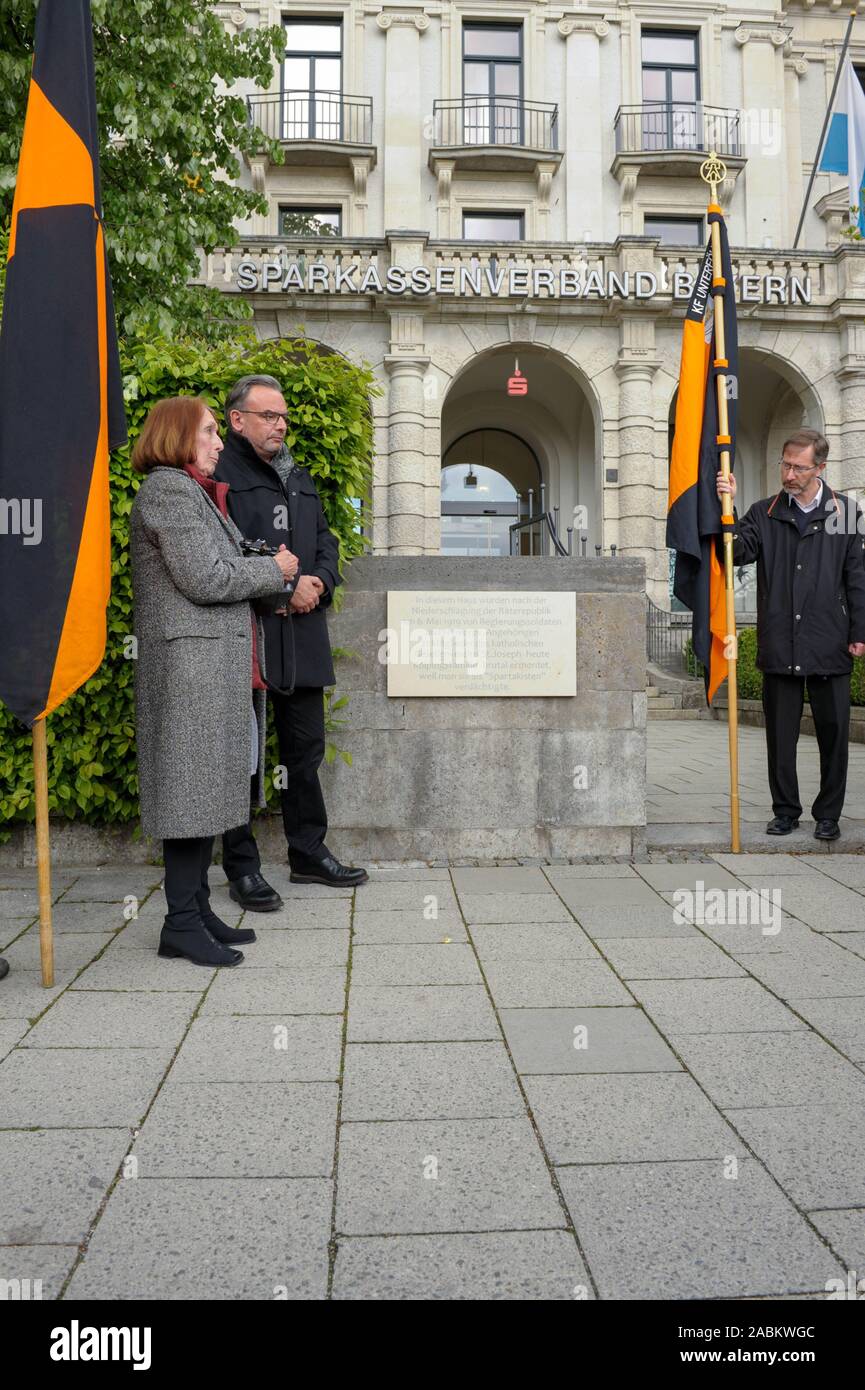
[{"xmin": 241, "ymin": 536, "xmax": 296, "ymax": 597}]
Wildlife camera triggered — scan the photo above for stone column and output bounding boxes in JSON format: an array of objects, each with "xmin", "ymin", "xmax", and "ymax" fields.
[
  {"xmin": 377, "ymin": 9, "xmax": 430, "ymax": 229},
  {"xmin": 558, "ymin": 17, "xmax": 609, "ymax": 241},
  {"xmin": 383, "ymin": 349, "xmax": 433, "ymax": 555},
  {"xmin": 838, "ymin": 321, "xmax": 865, "ymax": 499},
  {"xmin": 614, "ymin": 320, "xmax": 663, "ymax": 601},
  {"xmin": 784, "ymin": 54, "xmax": 808, "ymax": 248},
  {"xmin": 735, "ymin": 25, "xmax": 789, "ymax": 247}
]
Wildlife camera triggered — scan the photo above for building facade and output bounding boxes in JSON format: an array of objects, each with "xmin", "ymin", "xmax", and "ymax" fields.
[{"xmin": 207, "ymin": 0, "xmax": 865, "ymax": 607}]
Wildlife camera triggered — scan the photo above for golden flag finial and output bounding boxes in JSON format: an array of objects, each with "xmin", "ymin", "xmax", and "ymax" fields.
[{"xmin": 700, "ymin": 151, "xmax": 728, "ymax": 203}]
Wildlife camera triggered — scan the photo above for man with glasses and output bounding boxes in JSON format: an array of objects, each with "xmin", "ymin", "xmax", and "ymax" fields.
[
  {"xmin": 214, "ymin": 374, "xmax": 368, "ymax": 908},
  {"xmin": 717, "ymin": 428, "xmax": 865, "ymax": 840}
]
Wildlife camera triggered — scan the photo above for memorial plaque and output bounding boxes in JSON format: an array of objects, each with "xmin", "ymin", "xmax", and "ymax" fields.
[{"xmin": 384, "ymin": 591, "xmax": 577, "ymax": 697}]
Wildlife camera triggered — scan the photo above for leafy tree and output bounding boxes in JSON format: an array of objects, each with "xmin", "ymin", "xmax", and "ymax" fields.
[{"xmin": 0, "ymin": 0, "xmax": 285, "ymax": 338}]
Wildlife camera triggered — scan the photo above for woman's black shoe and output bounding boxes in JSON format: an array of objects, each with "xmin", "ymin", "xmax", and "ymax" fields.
[
  {"xmin": 201, "ymin": 910, "xmax": 256, "ymax": 946},
  {"xmin": 158, "ymin": 923, "xmax": 243, "ymax": 967}
]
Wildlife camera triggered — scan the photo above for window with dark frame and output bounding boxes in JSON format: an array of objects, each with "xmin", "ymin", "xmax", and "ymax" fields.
[
  {"xmin": 283, "ymin": 17, "xmax": 342, "ymax": 140},
  {"xmin": 463, "ymin": 21, "xmax": 523, "ymax": 145},
  {"xmin": 644, "ymin": 215, "xmax": 704, "ymax": 246},
  {"xmin": 462, "ymin": 211, "xmax": 525, "ymax": 241},
  {"xmin": 279, "ymin": 206, "xmax": 342, "ymax": 237},
  {"xmin": 640, "ymin": 29, "xmax": 700, "ymax": 152}
]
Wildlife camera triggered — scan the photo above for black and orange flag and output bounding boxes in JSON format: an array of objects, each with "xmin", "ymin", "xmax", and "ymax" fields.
[
  {"xmin": 0, "ymin": 0, "xmax": 126, "ymax": 728},
  {"xmin": 666, "ymin": 209, "xmax": 739, "ymax": 704}
]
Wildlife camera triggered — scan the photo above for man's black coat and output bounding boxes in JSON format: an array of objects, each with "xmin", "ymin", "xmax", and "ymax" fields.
[
  {"xmin": 215, "ymin": 431, "xmax": 341, "ymax": 690},
  {"xmin": 731, "ymin": 483, "xmax": 865, "ymax": 676}
]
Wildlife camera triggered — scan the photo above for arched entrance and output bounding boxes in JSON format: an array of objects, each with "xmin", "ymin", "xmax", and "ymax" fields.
[{"xmin": 440, "ymin": 343, "xmax": 601, "ymax": 556}]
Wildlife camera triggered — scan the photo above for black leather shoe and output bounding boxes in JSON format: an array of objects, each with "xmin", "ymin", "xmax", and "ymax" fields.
[
  {"xmin": 201, "ymin": 911, "xmax": 256, "ymax": 945},
  {"xmin": 814, "ymin": 819, "xmax": 841, "ymax": 841},
  {"xmin": 766, "ymin": 816, "xmax": 799, "ymax": 835},
  {"xmin": 158, "ymin": 923, "xmax": 243, "ymax": 967},
  {"xmin": 0, "ymin": 957, "xmax": 9, "ymax": 981},
  {"xmin": 289, "ymin": 852, "xmax": 368, "ymax": 887},
  {"xmin": 228, "ymin": 873, "xmax": 283, "ymax": 912}
]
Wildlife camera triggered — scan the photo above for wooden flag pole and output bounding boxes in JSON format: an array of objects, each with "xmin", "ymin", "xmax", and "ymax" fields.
[
  {"xmin": 32, "ymin": 716, "xmax": 54, "ymax": 986},
  {"xmin": 701, "ymin": 152, "xmax": 741, "ymax": 852}
]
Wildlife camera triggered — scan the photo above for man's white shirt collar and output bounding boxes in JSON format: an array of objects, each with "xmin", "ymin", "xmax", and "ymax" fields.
[{"xmin": 788, "ymin": 479, "xmax": 823, "ymax": 513}]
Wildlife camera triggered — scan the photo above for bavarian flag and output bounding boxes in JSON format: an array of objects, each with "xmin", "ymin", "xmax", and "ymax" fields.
[
  {"xmin": 0, "ymin": 0, "xmax": 126, "ymax": 729},
  {"xmin": 666, "ymin": 206, "xmax": 738, "ymax": 705}
]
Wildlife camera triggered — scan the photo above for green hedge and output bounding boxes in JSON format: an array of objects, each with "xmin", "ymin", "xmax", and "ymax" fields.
[
  {"xmin": 685, "ymin": 626, "xmax": 865, "ymax": 703},
  {"xmin": 0, "ymin": 333, "xmax": 378, "ymax": 840}
]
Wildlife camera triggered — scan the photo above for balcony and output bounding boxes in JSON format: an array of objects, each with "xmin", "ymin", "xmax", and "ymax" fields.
[
  {"xmin": 429, "ymin": 97, "xmax": 562, "ymax": 179},
  {"xmin": 246, "ymin": 92, "xmax": 376, "ymax": 170},
  {"xmin": 612, "ymin": 102, "xmax": 745, "ymax": 180}
]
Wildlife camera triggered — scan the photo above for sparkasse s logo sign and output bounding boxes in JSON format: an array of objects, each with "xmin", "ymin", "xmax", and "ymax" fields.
[{"xmin": 49, "ymin": 1321, "xmax": 152, "ymax": 1371}]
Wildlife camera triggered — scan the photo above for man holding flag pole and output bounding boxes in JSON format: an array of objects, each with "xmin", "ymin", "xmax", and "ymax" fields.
[{"xmin": 0, "ymin": 0, "xmax": 127, "ymax": 986}]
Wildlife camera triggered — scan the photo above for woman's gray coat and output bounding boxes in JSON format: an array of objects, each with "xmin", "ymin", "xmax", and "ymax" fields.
[{"xmin": 130, "ymin": 465, "xmax": 287, "ymax": 840}]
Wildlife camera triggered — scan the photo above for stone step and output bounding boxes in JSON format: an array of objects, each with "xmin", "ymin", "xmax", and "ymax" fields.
[{"xmin": 647, "ymin": 706, "xmax": 712, "ymax": 721}]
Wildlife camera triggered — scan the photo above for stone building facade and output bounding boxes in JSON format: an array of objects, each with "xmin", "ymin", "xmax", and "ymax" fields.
[{"xmin": 207, "ymin": 0, "xmax": 865, "ymax": 607}]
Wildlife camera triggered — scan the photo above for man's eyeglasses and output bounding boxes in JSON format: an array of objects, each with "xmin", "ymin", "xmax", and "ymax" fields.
[
  {"xmin": 779, "ymin": 459, "xmax": 818, "ymax": 477},
  {"xmin": 235, "ymin": 409, "xmax": 289, "ymax": 426}
]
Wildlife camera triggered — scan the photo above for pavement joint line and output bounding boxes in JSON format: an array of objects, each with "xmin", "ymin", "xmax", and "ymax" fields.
[
  {"xmin": 541, "ymin": 872, "xmax": 850, "ymax": 1273},
  {"xmin": 325, "ymin": 883, "xmax": 356, "ymax": 1300},
  {"xmin": 331, "ymin": 1225, "xmax": 572, "ymax": 1239},
  {"xmin": 55, "ymin": 956, "xmax": 217, "ymax": 1301},
  {"xmin": 444, "ymin": 866, "xmax": 601, "ymax": 1300}
]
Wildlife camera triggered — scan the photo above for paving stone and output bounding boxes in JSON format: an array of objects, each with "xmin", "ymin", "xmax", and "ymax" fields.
[
  {"xmin": 634, "ymin": 863, "xmax": 744, "ymax": 891},
  {"xmin": 482, "ymin": 959, "xmax": 632, "ymax": 1009},
  {"xmin": 168, "ymin": 1015, "xmax": 343, "ymax": 1083},
  {"xmin": 0, "ymin": 1018, "xmax": 28, "ymax": 1058},
  {"xmin": 555, "ymin": 878, "xmax": 664, "ymax": 909},
  {"xmin": 351, "ymin": 943, "xmax": 480, "ymax": 987},
  {"xmin": 61, "ymin": 869, "xmax": 164, "ymax": 902},
  {"xmin": 726, "ymin": 1104, "xmax": 865, "ymax": 1209},
  {"xmin": 769, "ymin": 882, "xmax": 865, "ymax": 932},
  {"xmin": 570, "ymin": 905, "xmax": 697, "ymax": 939},
  {"xmin": 743, "ymin": 946, "xmax": 865, "ymax": 998},
  {"xmin": 70, "ymin": 947, "xmax": 215, "ymax": 991},
  {"xmin": 352, "ymin": 911, "xmax": 466, "ymax": 943},
  {"xmin": 228, "ymin": 928, "xmax": 348, "ymax": 971},
  {"xmin": 0, "ymin": 1244, "xmax": 79, "ymax": 1300},
  {"xmin": 200, "ymin": 968, "xmax": 346, "ymax": 1016},
  {"xmin": 458, "ymin": 892, "xmax": 571, "ymax": 925},
  {"xmin": 670, "ymin": 1032, "xmax": 865, "ymax": 1109},
  {"xmin": 0, "ymin": 971, "xmax": 71, "ymax": 1019},
  {"xmin": 808, "ymin": 1209, "xmax": 865, "ymax": 1273},
  {"xmin": 543, "ymin": 864, "xmax": 641, "ymax": 880},
  {"xmin": 598, "ymin": 937, "xmax": 746, "ymax": 980},
  {"xmin": 363, "ymin": 867, "xmax": 453, "ymax": 882},
  {"xmin": 627, "ymin": 979, "xmax": 807, "ymax": 1035},
  {"xmin": 342, "ymin": 1042, "xmax": 522, "ymax": 1121},
  {"xmin": 332, "ymin": 1230, "xmax": 592, "ymax": 1300},
  {"xmin": 693, "ymin": 913, "xmax": 815, "ymax": 955},
  {"xmin": 787, "ymin": 996, "xmax": 865, "ymax": 1060},
  {"xmin": 347, "ymin": 985, "xmax": 498, "ymax": 1043},
  {"xmin": 824, "ymin": 932, "xmax": 865, "ymax": 961},
  {"xmin": 499, "ymin": 1007, "xmax": 682, "ymax": 1076},
  {"xmin": 0, "ymin": 889, "xmax": 42, "ymax": 918},
  {"xmin": 524, "ymin": 1073, "xmax": 738, "ymax": 1164},
  {"xmin": 451, "ymin": 867, "xmax": 551, "ymax": 894},
  {"xmin": 234, "ymin": 898, "xmax": 353, "ymax": 930},
  {"xmin": 244, "ymin": 865, "xmax": 354, "ymax": 897},
  {"xmin": 21, "ymin": 989, "xmax": 195, "ymax": 1049},
  {"xmin": 0, "ymin": 1048, "xmax": 173, "ymax": 1127},
  {"xmin": 557, "ymin": 1159, "xmax": 842, "ymax": 1299},
  {"xmin": 0, "ymin": 1128, "xmax": 130, "ymax": 1243},
  {"xmin": 800, "ymin": 855, "xmax": 865, "ymax": 888},
  {"xmin": 713, "ymin": 853, "xmax": 816, "ymax": 875},
  {"xmin": 469, "ymin": 922, "xmax": 600, "ymax": 961},
  {"xmin": 353, "ymin": 883, "xmax": 459, "ymax": 915},
  {"xmin": 131, "ymin": 1081, "xmax": 338, "ymax": 1177},
  {"xmin": 1, "ymin": 930, "xmax": 114, "ymax": 977},
  {"xmin": 335, "ymin": 1117, "xmax": 563, "ymax": 1234},
  {"xmin": 44, "ymin": 902, "xmax": 128, "ymax": 934},
  {"xmin": 65, "ymin": 1177, "xmax": 332, "ymax": 1300}
]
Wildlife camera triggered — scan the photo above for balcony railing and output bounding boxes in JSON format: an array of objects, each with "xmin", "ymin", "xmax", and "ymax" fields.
[
  {"xmin": 247, "ymin": 92, "xmax": 373, "ymax": 145},
  {"xmin": 432, "ymin": 97, "xmax": 558, "ymax": 152},
  {"xmin": 614, "ymin": 102, "xmax": 741, "ymax": 159}
]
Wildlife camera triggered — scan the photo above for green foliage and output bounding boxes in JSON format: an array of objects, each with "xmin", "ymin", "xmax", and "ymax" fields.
[
  {"xmin": 685, "ymin": 626, "xmax": 865, "ymax": 703},
  {"xmin": 0, "ymin": 332, "xmax": 377, "ymax": 839},
  {"xmin": 0, "ymin": 0, "xmax": 285, "ymax": 339}
]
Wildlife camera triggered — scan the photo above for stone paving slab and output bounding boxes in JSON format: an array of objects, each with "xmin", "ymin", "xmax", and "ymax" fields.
[
  {"xmin": 0, "ymin": 1128, "xmax": 130, "ymax": 1244},
  {"xmin": 346, "ymin": 985, "xmax": 499, "ymax": 1043},
  {"xmin": 0, "ymin": 1047, "xmax": 174, "ymax": 1127},
  {"xmin": 0, "ymin": 971, "xmax": 71, "ymax": 1019},
  {"xmin": 70, "ymin": 946, "xmax": 215, "ymax": 991},
  {"xmin": 824, "ymin": 932, "xmax": 865, "ymax": 959},
  {"xmin": 0, "ymin": 1018, "xmax": 29, "ymax": 1058},
  {"xmin": 36, "ymin": 902, "xmax": 127, "ymax": 934},
  {"xmin": 66, "ymin": 1177, "xmax": 333, "ymax": 1300},
  {"xmin": 723, "ymin": 1103, "xmax": 865, "ymax": 1209},
  {"xmin": 557, "ymin": 1159, "xmax": 843, "ymax": 1300},
  {"xmin": 808, "ymin": 1209, "xmax": 865, "ymax": 1273},
  {"xmin": 131, "ymin": 1081, "xmax": 339, "ymax": 1178},
  {"xmin": 0, "ymin": 1244, "xmax": 79, "ymax": 1300},
  {"xmin": 451, "ymin": 867, "xmax": 552, "ymax": 894},
  {"xmin": 231, "ymin": 928, "xmax": 349, "ymax": 971},
  {"xmin": 167, "ymin": 1015, "xmax": 344, "ymax": 1084},
  {"xmin": 626, "ymin": 978, "xmax": 808, "ymax": 1035},
  {"xmin": 1, "ymin": 929, "xmax": 114, "ymax": 977},
  {"xmin": 352, "ymin": 911, "xmax": 466, "ymax": 943},
  {"xmin": 351, "ymin": 943, "xmax": 480, "ymax": 987},
  {"xmin": 543, "ymin": 864, "xmax": 641, "ymax": 880},
  {"xmin": 331, "ymin": 1230, "xmax": 592, "ymax": 1300},
  {"xmin": 569, "ymin": 904, "xmax": 696, "ymax": 938},
  {"xmin": 457, "ymin": 892, "xmax": 571, "ymax": 925},
  {"xmin": 634, "ymin": 863, "xmax": 744, "ymax": 891},
  {"xmin": 597, "ymin": 937, "xmax": 746, "ymax": 980},
  {"xmin": 20, "ymin": 989, "xmax": 196, "ymax": 1050},
  {"xmin": 200, "ymin": 967, "xmax": 346, "ymax": 1016},
  {"xmin": 231, "ymin": 898, "xmax": 352, "ymax": 930},
  {"xmin": 787, "ymin": 996, "xmax": 865, "ymax": 1060},
  {"xmin": 335, "ymin": 1117, "xmax": 564, "ymax": 1235},
  {"xmin": 469, "ymin": 922, "xmax": 600, "ymax": 960},
  {"xmin": 341, "ymin": 1042, "xmax": 523, "ymax": 1121},
  {"xmin": 554, "ymin": 878, "xmax": 664, "ymax": 909},
  {"xmin": 61, "ymin": 870, "xmax": 164, "ymax": 902},
  {"xmin": 481, "ymin": 959, "xmax": 632, "ymax": 1009},
  {"xmin": 743, "ymin": 945, "xmax": 865, "ymax": 998},
  {"xmin": 499, "ymin": 1007, "xmax": 682, "ymax": 1076},
  {"xmin": 353, "ymin": 883, "xmax": 459, "ymax": 914},
  {"xmin": 524, "ymin": 1073, "xmax": 738, "ymax": 1165},
  {"xmin": 669, "ymin": 1032, "xmax": 865, "ymax": 1109}
]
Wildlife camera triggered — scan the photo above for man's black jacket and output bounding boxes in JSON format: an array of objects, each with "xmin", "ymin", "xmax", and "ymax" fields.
[
  {"xmin": 215, "ymin": 431, "xmax": 341, "ymax": 690},
  {"xmin": 729, "ymin": 483, "xmax": 865, "ymax": 676}
]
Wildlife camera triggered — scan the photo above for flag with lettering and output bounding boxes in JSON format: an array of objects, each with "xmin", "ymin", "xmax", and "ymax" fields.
[
  {"xmin": 0, "ymin": 0, "xmax": 126, "ymax": 728},
  {"xmin": 666, "ymin": 207, "xmax": 739, "ymax": 704}
]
